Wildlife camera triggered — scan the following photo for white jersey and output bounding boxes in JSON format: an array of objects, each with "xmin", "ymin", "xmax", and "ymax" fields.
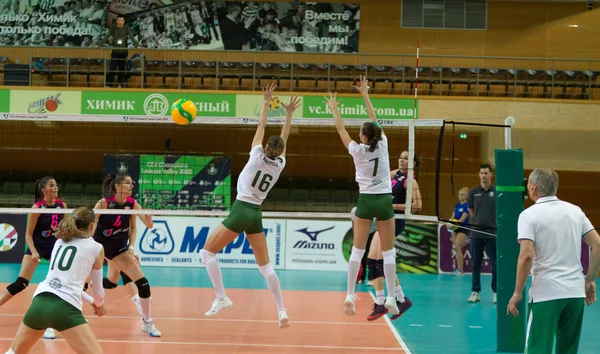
[
  {"xmin": 236, "ymin": 145, "xmax": 286, "ymax": 205},
  {"xmin": 34, "ymin": 237, "xmax": 102, "ymax": 311},
  {"xmin": 348, "ymin": 134, "xmax": 392, "ymax": 194}
]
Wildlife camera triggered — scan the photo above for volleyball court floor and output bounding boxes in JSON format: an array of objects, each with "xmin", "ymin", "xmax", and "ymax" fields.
[{"xmin": 0, "ymin": 264, "xmax": 598, "ymax": 353}]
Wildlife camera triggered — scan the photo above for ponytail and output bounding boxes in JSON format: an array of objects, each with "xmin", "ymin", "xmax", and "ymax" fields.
[
  {"xmin": 361, "ymin": 122, "xmax": 382, "ymax": 153},
  {"xmin": 54, "ymin": 206, "xmax": 95, "ymax": 242},
  {"xmin": 34, "ymin": 176, "xmax": 55, "ymax": 202}
]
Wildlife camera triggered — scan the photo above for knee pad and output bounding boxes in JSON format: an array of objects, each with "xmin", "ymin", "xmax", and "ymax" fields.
[
  {"xmin": 376, "ymin": 259, "xmax": 385, "ymax": 276},
  {"xmin": 135, "ymin": 277, "xmax": 151, "ymax": 299},
  {"xmin": 83, "ymin": 282, "xmax": 89, "ymax": 292},
  {"xmin": 349, "ymin": 246, "xmax": 366, "ymax": 263},
  {"xmin": 6, "ymin": 277, "xmax": 29, "ymax": 296},
  {"xmin": 258, "ymin": 263, "xmax": 275, "ymax": 278},
  {"xmin": 121, "ymin": 271, "xmax": 132, "ymax": 285},
  {"xmin": 367, "ymin": 259, "xmax": 382, "ymax": 281},
  {"xmin": 382, "ymin": 249, "xmax": 396, "ymax": 265},
  {"xmin": 200, "ymin": 249, "xmax": 216, "ymax": 265},
  {"xmin": 102, "ymin": 278, "xmax": 118, "ymax": 289}
]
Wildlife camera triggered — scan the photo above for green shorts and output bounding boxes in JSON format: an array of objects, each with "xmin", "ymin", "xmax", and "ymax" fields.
[
  {"xmin": 222, "ymin": 200, "xmax": 264, "ymax": 234},
  {"xmin": 23, "ymin": 292, "xmax": 87, "ymax": 332},
  {"xmin": 525, "ymin": 297, "xmax": 584, "ymax": 354},
  {"xmin": 354, "ymin": 193, "xmax": 394, "ymax": 221}
]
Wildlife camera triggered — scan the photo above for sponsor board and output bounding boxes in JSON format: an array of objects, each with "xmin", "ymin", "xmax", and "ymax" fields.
[
  {"xmin": 135, "ymin": 216, "xmax": 285, "ymax": 269},
  {"xmin": 284, "ymin": 219, "xmax": 351, "ymax": 271},
  {"xmin": 0, "ymin": 214, "xmax": 27, "ymax": 264},
  {"xmin": 10, "ymin": 90, "xmax": 81, "ymax": 115}
]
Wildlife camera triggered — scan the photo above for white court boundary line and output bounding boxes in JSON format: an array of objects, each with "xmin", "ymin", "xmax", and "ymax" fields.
[
  {"xmin": 0, "ymin": 313, "xmax": 386, "ymax": 327},
  {"xmin": 0, "ymin": 337, "xmax": 403, "ymax": 351},
  {"xmin": 367, "ymin": 292, "xmax": 413, "ymax": 354}
]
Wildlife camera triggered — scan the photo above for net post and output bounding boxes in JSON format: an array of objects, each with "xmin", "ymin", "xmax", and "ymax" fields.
[
  {"xmin": 405, "ymin": 119, "xmax": 416, "ymax": 218},
  {"xmin": 495, "ymin": 148, "xmax": 526, "ymax": 353},
  {"xmin": 504, "ymin": 116, "xmax": 515, "ymax": 149}
]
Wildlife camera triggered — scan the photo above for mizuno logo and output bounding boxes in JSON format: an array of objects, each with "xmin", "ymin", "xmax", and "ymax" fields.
[{"xmin": 295, "ymin": 226, "xmax": 335, "ymax": 241}]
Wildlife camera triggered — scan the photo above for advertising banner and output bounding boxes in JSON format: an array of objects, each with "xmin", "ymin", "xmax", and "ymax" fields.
[
  {"xmin": 1, "ymin": 89, "xmax": 416, "ymax": 123},
  {"xmin": 135, "ymin": 216, "xmax": 285, "ymax": 269},
  {"xmin": 0, "ymin": 215, "xmax": 27, "ymax": 264},
  {"xmin": 438, "ymin": 226, "xmax": 591, "ymax": 274},
  {"xmin": 104, "ymin": 154, "xmax": 231, "ymax": 211},
  {"xmin": 9, "ymin": 90, "xmax": 81, "ymax": 115},
  {"xmin": 302, "ymin": 95, "xmax": 417, "ymax": 120},
  {"xmin": 284, "ymin": 219, "xmax": 351, "ymax": 271},
  {"xmin": 0, "ymin": 1, "xmax": 359, "ymax": 53}
]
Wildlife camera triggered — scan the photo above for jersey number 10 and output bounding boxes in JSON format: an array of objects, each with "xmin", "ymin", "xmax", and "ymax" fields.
[
  {"xmin": 251, "ymin": 170, "xmax": 273, "ymax": 192},
  {"xmin": 50, "ymin": 245, "xmax": 77, "ymax": 271}
]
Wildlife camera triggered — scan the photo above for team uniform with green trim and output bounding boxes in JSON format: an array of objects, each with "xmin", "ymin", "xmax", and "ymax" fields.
[
  {"xmin": 23, "ymin": 237, "xmax": 102, "ymax": 331},
  {"xmin": 222, "ymin": 145, "xmax": 286, "ymax": 234},
  {"xmin": 517, "ymin": 196, "xmax": 593, "ymax": 354},
  {"xmin": 349, "ymin": 132, "xmax": 394, "ymax": 221}
]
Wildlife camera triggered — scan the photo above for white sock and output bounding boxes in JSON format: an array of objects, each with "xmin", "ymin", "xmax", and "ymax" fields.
[
  {"xmin": 382, "ymin": 249, "xmax": 397, "ymax": 300},
  {"xmin": 140, "ymin": 297, "xmax": 152, "ymax": 322},
  {"xmin": 132, "ymin": 294, "xmax": 140, "ymax": 302},
  {"xmin": 375, "ymin": 290, "xmax": 385, "ymax": 305},
  {"xmin": 259, "ymin": 264, "xmax": 285, "ymax": 312},
  {"xmin": 347, "ymin": 247, "xmax": 366, "ymax": 295},
  {"xmin": 6, "ymin": 348, "xmax": 15, "ymax": 354},
  {"xmin": 395, "ymin": 285, "xmax": 406, "ymax": 303},
  {"xmin": 200, "ymin": 249, "xmax": 227, "ymax": 298}
]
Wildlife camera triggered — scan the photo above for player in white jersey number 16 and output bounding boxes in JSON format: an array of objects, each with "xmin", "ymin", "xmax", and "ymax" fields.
[{"xmin": 199, "ymin": 84, "xmax": 301, "ymax": 329}]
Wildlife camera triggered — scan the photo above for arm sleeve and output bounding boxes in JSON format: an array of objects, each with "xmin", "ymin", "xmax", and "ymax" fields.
[
  {"xmin": 517, "ymin": 212, "xmax": 535, "ymax": 242},
  {"xmin": 581, "ymin": 209, "xmax": 595, "ymax": 236},
  {"xmin": 348, "ymin": 141, "xmax": 360, "ymax": 157},
  {"xmin": 91, "ymin": 268, "xmax": 105, "ymax": 307},
  {"xmin": 467, "ymin": 189, "xmax": 474, "ymax": 209},
  {"xmin": 128, "ymin": 26, "xmax": 139, "ymax": 46},
  {"xmin": 81, "ymin": 290, "xmax": 94, "ymax": 305}
]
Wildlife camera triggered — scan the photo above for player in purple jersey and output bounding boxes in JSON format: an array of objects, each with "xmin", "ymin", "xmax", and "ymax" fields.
[
  {"xmin": 0, "ymin": 176, "xmax": 67, "ymax": 339},
  {"xmin": 91, "ymin": 173, "xmax": 160, "ymax": 337}
]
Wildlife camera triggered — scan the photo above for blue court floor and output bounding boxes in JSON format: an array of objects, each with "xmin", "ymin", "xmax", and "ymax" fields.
[{"xmin": 1, "ymin": 264, "xmax": 598, "ymax": 354}]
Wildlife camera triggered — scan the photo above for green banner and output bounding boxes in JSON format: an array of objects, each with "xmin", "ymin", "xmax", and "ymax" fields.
[
  {"xmin": 10, "ymin": 90, "xmax": 81, "ymax": 114},
  {"xmin": 81, "ymin": 91, "xmax": 236, "ymax": 117},
  {"xmin": 303, "ymin": 96, "xmax": 417, "ymax": 119},
  {"xmin": 0, "ymin": 90, "xmax": 9, "ymax": 113},
  {"xmin": 236, "ymin": 94, "xmax": 302, "ymax": 118}
]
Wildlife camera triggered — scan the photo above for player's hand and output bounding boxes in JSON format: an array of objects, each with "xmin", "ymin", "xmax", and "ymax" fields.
[
  {"xmin": 129, "ymin": 247, "xmax": 140, "ymax": 264},
  {"xmin": 507, "ymin": 292, "xmax": 522, "ymax": 317},
  {"xmin": 262, "ymin": 83, "xmax": 277, "ymax": 102},
  {"xmin": 92, "ymin": 303, "xmax": 108, "ymax": 317},
  {"xmin": 281, "ymin": 96, "xmax": 301, "ymax": 114},
  {"xmin": 323, "ymin": 92, "xmax": 339, "ymax": 110},
  {"xmin": 144, "ymin": 214, "xmax": 153, "ymax": 228},
  {"xmin": 31, "ymin": 251, "xmax": 41, "ymax": 263},
  {"xmin": 354, "ymin": 75, "xmax": 370, "ymax": 96},
  {"xmin": 585, "ymin": 280, "xmax": 596, "ymax": 306}
]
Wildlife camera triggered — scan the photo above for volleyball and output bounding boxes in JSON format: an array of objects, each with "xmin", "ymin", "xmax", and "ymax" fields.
[{"xmin": 170, "ymin": 98, "xmax": 197, "ymax": 125}]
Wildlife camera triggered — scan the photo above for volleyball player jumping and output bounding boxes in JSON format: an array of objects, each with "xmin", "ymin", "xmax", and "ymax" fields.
[
  {"xmin": 325, "ymin": 76, "xmax": 400, "ymax": 316},
  {"xmin": 92, "ymin": 173, "xmax": 161, "ymax": 337},
  {"xmin": 5, "ymin": 207, "xmax": 107, "ymax": 354},
  {"xmin": 367, "ymin": 149, "xmax": 421, "ymax": 321},
  {"xmin": 200, "ymin": 84, "xmax": 300, "ymax": 329},
  {"xmin": 0, "ymin": 176, "xmax": 66, "ymax": 340}
]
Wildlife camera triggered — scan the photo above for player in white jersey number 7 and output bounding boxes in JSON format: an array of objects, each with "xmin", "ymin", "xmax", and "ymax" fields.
[
  {"xmin": 200, "ymin": 84, "xmax": 300, "ymax": 329},
  {"xmin": 325, "ymin": 78, "xmax": 400, "ymax": 317}
]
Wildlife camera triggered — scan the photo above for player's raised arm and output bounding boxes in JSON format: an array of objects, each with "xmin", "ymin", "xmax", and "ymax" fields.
[
  {"xmin": 251, "ymin": 84, "xmax": 276, "ymax": 149},
  {"xmin": 279, "ymin": 96, "xmax": 301, "ymax": 157},
  {"xmin": 354, "ymin": 76, "xmax": 378, "ymax": 124},
  {"xmin": 325, "ymin": 92, "xmax": 353, "ymax": 149}
]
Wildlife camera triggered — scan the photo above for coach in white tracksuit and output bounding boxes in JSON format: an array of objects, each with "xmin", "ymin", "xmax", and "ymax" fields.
[{"xmin": 507, "ymin": 168, "xmax": 600, "ymax": 354}]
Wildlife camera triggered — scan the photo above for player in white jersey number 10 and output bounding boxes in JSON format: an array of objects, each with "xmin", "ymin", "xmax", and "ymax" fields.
[
  {"xmin": 5, "ymin": 207, "xmax": 107, "ymax": 354},
  {"xmin": 199, "ymin": 84, "xmax": 301, "ymax": 329},
  {"xmin": 325, "ymin": 76, "xmax": 401, "ymax": 318}
]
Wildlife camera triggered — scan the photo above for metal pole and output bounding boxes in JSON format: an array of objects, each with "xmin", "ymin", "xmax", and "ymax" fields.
[{"xmin": 505, "ymin": 116, "xmax": 515, "ymax": 149}]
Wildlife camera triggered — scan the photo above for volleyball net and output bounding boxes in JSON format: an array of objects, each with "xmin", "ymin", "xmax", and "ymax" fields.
[{"xmin": 0, "ymin": 115, "xmax": 510, "ymax": 273}]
